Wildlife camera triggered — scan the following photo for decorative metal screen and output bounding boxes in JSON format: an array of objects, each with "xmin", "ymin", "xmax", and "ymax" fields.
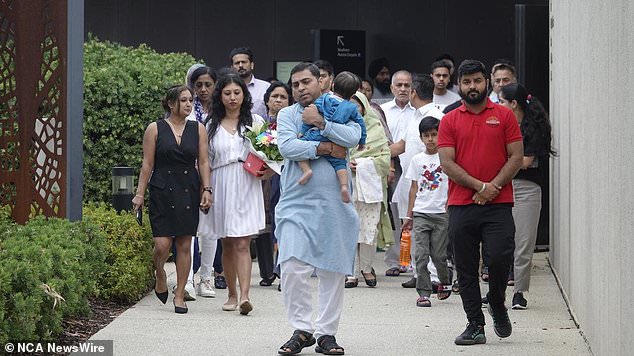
[{"xmin": 0, "ymin": 0, "xmax": 67, "ymax": 224}]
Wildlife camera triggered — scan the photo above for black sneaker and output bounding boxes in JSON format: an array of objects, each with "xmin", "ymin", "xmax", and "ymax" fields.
[
  {"xmin": 401, "ymin": 277, "xmax": 416, "ymax": 288},
  {"xmin": 512, "ymin": 292, "xmax": 527, "ymax": 310},
  {"xmin": 487, "ymin": 303, "xmax": 512, "ymax": 338},
  {"xmin": 454, "ymin": 322, "xmax": 486, "ymax": 345},
  {"xmin": 214, "ymin": 275, "xmax": 227, "ymax": 289}
]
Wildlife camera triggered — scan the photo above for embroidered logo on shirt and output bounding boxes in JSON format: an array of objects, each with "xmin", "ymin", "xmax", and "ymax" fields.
[{"xmin": 486, "ymin": 117, "xmax": 500, "ymax": 126}]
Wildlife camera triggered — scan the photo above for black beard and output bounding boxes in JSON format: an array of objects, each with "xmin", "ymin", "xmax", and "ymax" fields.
[
  {"xmin": 459, "ymin": 88, "xmax": 487, "ymax": 105},
  {"xmin": 375, "ymin": 80, "xmax": 390, "ymax": 94},
  {"xmin": 237, "ymin": 70, "xmax": 251, "ymax": 79}
]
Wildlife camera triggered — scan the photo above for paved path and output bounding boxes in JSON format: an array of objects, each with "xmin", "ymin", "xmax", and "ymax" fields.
[{"xmin": 89, "ymin": 252, "xmax": 591, "ymax": 355}]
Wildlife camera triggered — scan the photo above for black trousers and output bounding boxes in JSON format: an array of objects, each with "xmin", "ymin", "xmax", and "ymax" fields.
[
  {"xmin": 213, "ymin": 240, "xmax": 223, "ymax": 274},
  {"xmin": 256, "ymin": 233, "xmax": 275, "ymax": 279},
  {"xmin": 256, "ymin": 174, "xmax": 281, "ymax": 279},
  {"xmin": 449, "ymin": 203, "xmax": 515, "ymax": 325}
]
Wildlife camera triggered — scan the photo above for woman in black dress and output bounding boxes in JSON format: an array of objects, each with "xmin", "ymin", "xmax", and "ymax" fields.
[{"xmin": 132, "ymin": 85, "xmax": 212, "ymax": 314}]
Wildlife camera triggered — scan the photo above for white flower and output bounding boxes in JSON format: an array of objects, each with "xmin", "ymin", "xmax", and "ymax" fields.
[{"xmin": 246, "ymin": 121, "xmax": 264, "ymax": 133}]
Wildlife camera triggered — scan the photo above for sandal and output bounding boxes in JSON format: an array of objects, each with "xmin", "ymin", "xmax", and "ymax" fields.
[
  {"xmin": 385, "ymin": 267, "xmax": 400, "ymax": 277},
  {"xmin": 361, "ymin": 268, "xmax": 377, "ymax": 287},
  {"xmin": 437, "ymin": 284, "xmax": 452, "ymax": 300},
  {"xmin": 416, "ymin": 296, "xmax": 432, "ymax": 307},
  {"xmin": 344, "ymin": 277, "xmax": 358, "ymax": 288},
  {"xmin": 278, "ymin": 330, "xmax": 316, "ymax": 355},
  {"xmin": 315, "ymin": 335, "xmax": 344, "ymax": 355},
  {"xmin": 260, "ymin": 275, "xmax": 277, "ymax": 287},
  {"xmin": 481, "ymin": 266, "xmax": 489, "ymax": 283},
  {"xmin": 451, "ymin": 281, "xmax": 460, "ymax": 294}
]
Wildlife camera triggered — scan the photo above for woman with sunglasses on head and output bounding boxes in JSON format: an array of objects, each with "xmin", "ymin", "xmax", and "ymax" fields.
[{"xmin": 132, "ymin": 85, "xmax": 212, "ymax": 314}]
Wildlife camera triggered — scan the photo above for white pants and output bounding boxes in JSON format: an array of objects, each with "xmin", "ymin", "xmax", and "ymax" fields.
[
  {"xmin": 354, "ymin": 243, "xmax": 375, "ymax": 277},
  {"xmin": 198, "ymin": 233, "xmax": 218, "ymax": 282},
  {"xmin": 186, "ymin": 234, "xmax": 218, "ymax": 283},
  {"xmin": 187, "ymin": 238, "xmax": 196, "ymax": 283},
  {"xmin": 384, "ymin": 202, "xmax": 401, "ymax": 269},
  {"xmin": 281, "ymin": 258, "xmax": 345, "ymax": 339}
]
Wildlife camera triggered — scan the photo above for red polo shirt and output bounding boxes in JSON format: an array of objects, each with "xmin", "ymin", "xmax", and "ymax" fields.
[{"xmin": 437, "ymin": 99, "xmax": 522, "ymax": 206}]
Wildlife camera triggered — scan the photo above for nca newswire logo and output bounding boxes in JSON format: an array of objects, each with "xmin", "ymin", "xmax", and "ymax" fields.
[{"xmin": 4, "ymin": 340, "xmax": 112, "ymax": 354}]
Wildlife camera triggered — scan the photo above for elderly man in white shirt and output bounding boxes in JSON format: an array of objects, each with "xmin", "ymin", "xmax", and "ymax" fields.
[
  {"xmin": 380, "ymin": 70, "xmax": 416, "ymax": 277},
  {"xmin": 230, "ymin": 47, "xmax": 270, "ymax": 118}
]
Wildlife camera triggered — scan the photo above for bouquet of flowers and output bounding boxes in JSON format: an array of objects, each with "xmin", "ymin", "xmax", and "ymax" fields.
[{"xmin": 244, "ymin": 120, "xmax": 284, "ymax": 175}]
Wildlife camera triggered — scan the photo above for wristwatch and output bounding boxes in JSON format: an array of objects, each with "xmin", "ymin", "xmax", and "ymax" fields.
[{"xmin": 203, "ymin": 186, "xmax": 213, "ymax": 194}]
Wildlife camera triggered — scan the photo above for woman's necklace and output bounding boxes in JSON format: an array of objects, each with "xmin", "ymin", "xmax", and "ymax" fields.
[
  {"xmin": 221, "ymin": 118, "xmax": 239, "ymax": 134},
  {"xmin": 166, "ymin": 118, "xmax": 186, "ymax": 139}
]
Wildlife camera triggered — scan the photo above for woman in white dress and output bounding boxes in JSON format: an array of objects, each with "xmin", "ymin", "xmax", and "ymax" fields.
[{"xmin": 199, "ymin": 72, "xmax": 273, "ymax": 315}]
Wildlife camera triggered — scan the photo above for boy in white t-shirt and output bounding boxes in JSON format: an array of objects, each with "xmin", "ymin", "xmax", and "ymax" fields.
[{"xmin": 402, "ymin": 116, "xmax": 452, "ymax": 307}]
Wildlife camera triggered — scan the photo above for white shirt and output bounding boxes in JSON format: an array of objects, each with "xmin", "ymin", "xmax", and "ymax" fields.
[
  {"xmin": 433, "ymin": 90, "xmax": 461, "ymax": 111},
  {"xmin": 247, "ymin": 76, "xmax": 271, "ymax": 119},
  {"xmin": 380, "ymin": 99, "xmax": 416, "ymax": 143},
  {"xmin": 392, "ymin": 103, "xmax": 444, "ymax": 216},
  {"xmin": 405, "ymin": 151, "xmax": 448, "ymax": 214},
  {"xmin": 489, "ymin": 91, "xmax": 499, "ymax": 103}
]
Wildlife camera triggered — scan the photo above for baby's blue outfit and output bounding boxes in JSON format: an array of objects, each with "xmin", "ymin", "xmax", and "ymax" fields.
[{"xmin": 300, "ymin": 93, "xmax": 367, "ymax": 171}]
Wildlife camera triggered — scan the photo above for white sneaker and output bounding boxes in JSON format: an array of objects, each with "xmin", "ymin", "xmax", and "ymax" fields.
[
  {"xmin": 198, "ymin": 279, "xmax": 216, "ymax": 298},
  {"xmin": 184, "ymin": 280, "xmax": 197, "ymax": 301}
]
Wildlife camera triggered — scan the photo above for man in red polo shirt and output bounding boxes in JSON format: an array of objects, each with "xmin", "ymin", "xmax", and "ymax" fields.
[{"xmin": 437, "ymin": 59, "xmax": 523, "ymax": 346}]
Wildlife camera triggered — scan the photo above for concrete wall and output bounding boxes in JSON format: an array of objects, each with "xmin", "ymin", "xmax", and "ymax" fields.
[{"xmin": 550, "ymin": 1, "xmax": 634, "ymax": 355}]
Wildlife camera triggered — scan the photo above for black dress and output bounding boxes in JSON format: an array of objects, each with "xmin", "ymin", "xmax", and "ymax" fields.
[{"xmin": 148, "ymin": 119, "xmax": 200, "ymax": 237}]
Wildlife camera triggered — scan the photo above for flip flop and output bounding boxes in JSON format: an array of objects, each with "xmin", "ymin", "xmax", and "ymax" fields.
[{"xmin": 385, "ymin": 267, "xmax": 400, "ymax": 277}]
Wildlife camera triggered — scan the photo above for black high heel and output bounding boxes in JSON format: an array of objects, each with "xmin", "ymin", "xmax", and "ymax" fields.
[
  {"xmin": 155, "ymin": 270, "xmax": 168, "ymax": 304},
  {"xmin": 173, "ymin": 298, "xmax": 188, "ymax": 314},
  {"xmin": 155, "ymin": 290, "xmax": 168, "ymax": 304}
]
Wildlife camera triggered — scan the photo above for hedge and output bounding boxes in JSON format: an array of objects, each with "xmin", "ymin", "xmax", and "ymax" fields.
[
  {"xmin": 83, "ymin": 36, "xmax": 200, "ymax": 202},
  {"xmin": 0, "ymin": 204, "xmax": 154, "ymax": 344},
  {"xmin": 83, "ymin": 203, "xmax": 154, "ymax": 302},
  {"xmin": 0, "ymin": 216, "xmax": 106, "ymax": 343}
]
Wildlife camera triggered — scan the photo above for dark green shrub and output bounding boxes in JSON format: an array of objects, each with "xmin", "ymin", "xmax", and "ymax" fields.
[
  {"xmin": 82, "ymin": 203, "xmax": 154, "ymax": 302},
  {"xmin": 0, "ymin": 216, "xmax": 107, "ymax": 343},
  {"xmin": 83, "ymin": 36, "xmax": 200, "ymax": 202}
]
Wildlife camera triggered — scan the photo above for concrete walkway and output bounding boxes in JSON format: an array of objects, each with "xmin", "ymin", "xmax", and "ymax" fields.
[{"xmin": 89, "ymin": 252, "xmax": 591, "ymax": 355}]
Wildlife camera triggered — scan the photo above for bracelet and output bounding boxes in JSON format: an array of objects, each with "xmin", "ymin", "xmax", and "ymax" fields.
[
  {"xmin": 478, "ymin": 183, "xmax": 486, "ymax": 194},
  {"xmin": 135, "ymin": 194, "xmax": 144, "ymax": 199},
  {"xmin": 203, "ymin": 187, "xmax": 213, "ymax": 193},
  {"xmin": 402, "ymin": 217, "xmax": 412, "ymax": 220}
]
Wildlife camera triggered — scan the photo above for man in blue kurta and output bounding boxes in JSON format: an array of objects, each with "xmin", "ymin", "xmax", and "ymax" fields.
[{"xmin": 275, "ymin": 62, "xmax": 361, "ymax": 355}]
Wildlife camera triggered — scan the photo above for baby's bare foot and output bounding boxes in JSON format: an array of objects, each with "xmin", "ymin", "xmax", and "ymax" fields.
[
  {"xmin": 298, "ymin": 169, "xmax": 313, "ymax": 185},
  {"xmin": 341, "ymin": 185, "xmax": 350, "ymax": 203}
]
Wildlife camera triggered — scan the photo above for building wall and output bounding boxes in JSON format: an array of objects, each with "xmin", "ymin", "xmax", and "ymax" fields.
[
  {"xmin": 550, "ymin": 1, "xmax": 634, "ymax": 355},
  {"xmin": 84, "ymin": 0, "xmax": 546, "ymax": 81}
]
